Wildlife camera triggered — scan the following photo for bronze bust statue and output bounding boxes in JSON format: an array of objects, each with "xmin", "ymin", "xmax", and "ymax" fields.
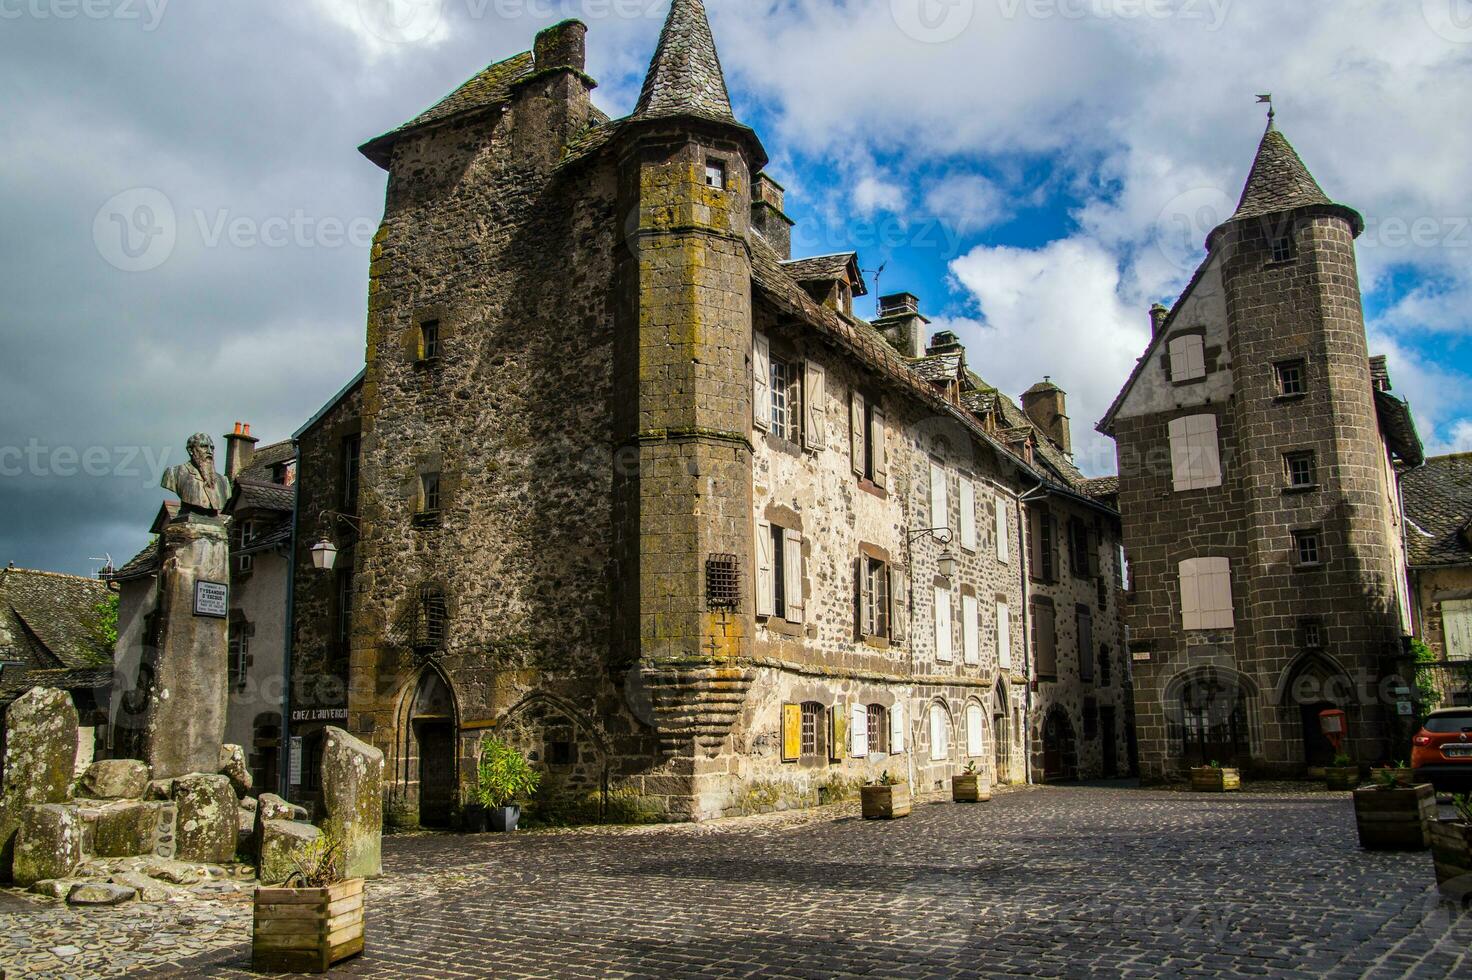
[{"xmin": 161, "ymin": 432, "xmax": 232, "ymax": 515}]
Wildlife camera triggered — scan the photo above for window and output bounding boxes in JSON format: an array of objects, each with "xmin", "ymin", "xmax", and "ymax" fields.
[
  {"xmin": 1077, "ymin": 608, "xmax": 1094, "ymax": 683},
  {"xmin": 756, "ymin": 522, "xmax": 804, "ymax": 624},
  {"xmin": 1117, "ymin": 543, "xmax": 1130, "ymax": 590},
  {"xmin": 995, "ymin": 495, "xmax": 1010, "ymax": 563},
  {"xmin": 858, "ymin": 555, "xmax": 891, "ymax": 639},
  {"xmin": 934, "ymin": 587, "xmax": 953, "ymax": 663},
  {"xmin": 850, "ymin": 392, "xmax": 886, "ymax": 485},
  {"xmin": 395, "ymin": 584, "xmax": 449, "ymax": 653},
  {"xmin": 996, "ymin": 602, "xmax": 1012, "ymax": 671},
  {"xmin": 1069, "ymin": 518, "xmax": 1097, "ymax": 580},
  {"xmin": 965, "ymin": 702, "xmax": 986, "ymax": 758},
  {"xmin": 234, "ymin": 519, "xmax": 255, "ymax": 574},
  {"xmin": 419, "ymin": 319, "xmax": 440, "ymax": 361},
  {"xmin": 1270, "ymin": 233, "xmax": 1295, "ymax": 263},
  {"xmin": 704, "ymin": 159, "xmax": 726, "ymax": 189},
  {"xmin": 1033, "ymin": 599, "xmax": 1057, "ymax": 678},
  {"xmin": 335, "ymin": 568, "xmax": 354, "ymax": 650},
  {"xmin": 1083, "ymin": 697, "xmax": 1099, "ymax": 740},
  {"xmin": 929, "ymin": 461, "xmax": 950, "ymax": 533},
  {"xmin": 866, "ymin": 704, "xmax": 889, "ymax": 755},
  {"xmin": 1168, "ymin": 414, "xmax": 1222, "ymax": 492},
  {"xmin": 1098, "ymin": 646, "xmax": 1112, "ymax": 687},
  {"xmin": 959, "ymin": 479, "xmax": 978, "ymax": 552},
  {"xmin": 1276, "ymin": 359, "xmax": 1306, "ymax": 397},
  {"xmin": 228, "ymin": 617, "xmax": 250, "ymax": 690},
  {"xmin": 1169, "ymin": 334, "xmax": 1207, "ymax": 382},
  {"xmin": 1179, "ymin": 557, "xmax": 1233, "ymax": 630},
  {"xmin": 274, "ymin": 460, "xmax": 296, "ymax": 486},
  {"xmin": 340, "ymin": 434, "xmax": 361, "ymax": 514},
  {"xmin": 1443, "ymin": 600, "xmax": 1472, "ymax": 662},
  {"xmin": 962, "ymin": 594, "xmax": 980, "ymax": 665},
  {"xmin": 1293, "ymin": 530, "xmax": 1322, "ymax": 567},
  {"xmin": 1300, "ymin": 619, "xmax": 1324, "ymax": 650},
  {"xmin": 545, "ymin": 739, "xmax": 575, "ymax": 766},
  {"xmin": 1028, "ymin": 506, "xmax": 1057, "ymax": 583},
  {"xmin": 1284, "ymin": 451, "xmax": 1317, "ymax": 489},
  {"xmin": 770, "ymin": 357, "xmax": 801, "ymax": 442},
  {"xmin": 420, "ymin": 473, "xmax": 441, "ymax": 514},
  {"xmin": 800, "ymin": 702, "xmax": 824, "ymax": 759},
  {"xmin": 929, "ymin": 702, "xmax": 951, "ymax": 761}
]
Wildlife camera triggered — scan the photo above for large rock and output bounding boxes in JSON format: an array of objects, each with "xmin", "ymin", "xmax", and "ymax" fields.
[
  {"xmin": 78, "ymin": 760, "xmax": 151, "ymax": 800},
  {"xmin": 171, "ymin": 774, "xmax": 236, "ymax": 864},
  {"xmin": 67, "ymin": 881, "xmax": 137, "ymax": 906},
  {"xmin": 0, "ymin": 688, "xmax": 79, "ymax": 879},
  {"xmin": 253, "ymin": 792, "xmax": 306, "ymax": 859},
  {"xmin": 218, "ymin": 744, "xmax": 252, "ymax": 796},
  {"xmin": 13, "ymin": 804, "xmax": 83, "ymax": 887},
  {"xmin": 141, "ymin": 857, "xmax": 205, "ymax": 885},
  {"xmin": 111, "ymin": 870, "xmax": 187, "ymax": 903},
  {"xmin": 258, "ymin": 819, "xmax": 323, "ymax": 885},
  {"xmin": 93, "ymin": 802, "xmax": 167, "ymax": 858},
  {"xmin": 317, "ymin": 727, "xmax": 384, "ymax": 879}
]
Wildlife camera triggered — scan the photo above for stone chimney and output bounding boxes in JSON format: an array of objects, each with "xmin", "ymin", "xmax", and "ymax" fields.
[
  {"xmin": 224, "ymin": 422, "xmax": 258, "ymax": 480},
  {"xmin": 1149, "ymin": 303, "xmax": 1169, "ymax": 337},
  {"xmin": 873, "ymin": 292, "xmax": 929, "ymax": 359},
  {"xmin": 533, "ymin": 19, "xmax": 587, "ymax": 73},
  {"xmin": 1369, "ymin": 354, "xmax": 1391, "ymax": 392},
  {"xmin": 751, "ymin": 174, "xmax": 794, "ymax": 259},
  {"xmin": 1021, "ymin": 379, "xmax": 1071, "ymax": 457}
]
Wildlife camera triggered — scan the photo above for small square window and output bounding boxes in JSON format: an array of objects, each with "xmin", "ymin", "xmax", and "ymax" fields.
[
  {"xmin": 1276, "ymin": 360, "xmax": 1306, "ymax": 397},
  {"xmin": 1293, "ymin": 530, "xmax": 1322, "ymax": 567},
  {"xmin": 705, "ymin": 159, "xmax": 727, "ymax": 189},
  {"xmin": 420, "ymin": 320, "xmax": 440, "ymax": 361},
  {"xmin": 1301, "ymin": 619, "xmax": 1324, "ymax": 649},
  {"xmin": 1284, "ymin": 451, "xmax": 1317, "ymax": 488},
  {"xmin": 1270, "ymin": 234, "xmax": 1295, "ymax": 263}
]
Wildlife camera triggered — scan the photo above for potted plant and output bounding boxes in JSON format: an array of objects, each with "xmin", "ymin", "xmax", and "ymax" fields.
[
  {"xmin": 252, "ymin": 833, "xmax": 364, "ymax": 974},
  {"xmin": 1368, "ymin": 760, "xmax": 1414, "ymax": 788},
  {"xmin": 476, "ymin": 736, "xmax": 541, "ymax": 832},
  {"xmin": 1325, "ymin": 752, "xmax": 1360, "ymax": 791},
  {"xmin": 860, "ymin": 771, "xmax": 911, "ymax": 820},
  {"xmin": 1352, "ymin": 767, "xmax": 1436, "ymax": 851},
  {"xmin": 951, "ymin": 761, "xmax": 991, "ymax": 803},
  {"xmin": 1190, "ymin": 760, "xmax": 1241, "ymax": 793},
  {"xmin": 1430, "ymin": 794, "xmax": 1472, "ymax": 892}
]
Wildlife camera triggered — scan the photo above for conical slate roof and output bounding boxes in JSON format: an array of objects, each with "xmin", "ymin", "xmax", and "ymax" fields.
[
  {"xmin": 632, "ymin": 0, "xmax": 735, "ymax": 124},
  {"xmin": 1229, "ymin": 126, "xmax": 1334, "ymax": 223}
]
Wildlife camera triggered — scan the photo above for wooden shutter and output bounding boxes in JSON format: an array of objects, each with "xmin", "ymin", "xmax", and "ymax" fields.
[
  {"xmin": 966, "ymin": 702, "xmax": 985, "ymax": 757},
  {"xmin": 753, "ymin": 333, "xmax": 771, "ymax": 432},
  {"xmin": 929, "ymin": 462, "xmax": 948, "ymax": 532},
  {"xmin": 829, "ymin": 705, "xmax": 847, "ymax": 763},
  {"xmin": 1078, "ymin": 609, "xmax": 1094, "ymax": 682},
  {"xmin": 783, "ymin": 529, "xmax": 804, "ymax": 623},
  {"xmin": 890, "ymin": 701, "xmax": 905, "ymax": 753},
  {"xmin": 1087, "ymin": 528, "xmax": 1102, "ymax": 578},
  {"xmin": 889, "ymin": 566, "xmax": 908, "ymax": 645},
  {"xmin": 995, "ymin": 495, "xmax": 1010, "ymax": 563},
  {"xmin": 755, "ymin": 521, "xmax": 774, "ymax": 618},
  {"xmin": 857, "ymin": 557, "xmax": 870, "ymax": 638},
  {"xmin": 871, "ymin": 407, "xmax": 888, "ymax": 488},
  {"xmin": 803, "ymin": 362, "xmax": 827, "ymax": 450},
  {"xmin": 850, "ymin": 391, "xmax": 866, "ymax": 476},
  {"xmin": 850, "ymin": 702, "xmax": 868, "ymax": 757},
  {"xmin": 1444, "ymin": 600, "xmax": 1472, "ymax": 661},
  {"xmin": 929, "ymin": 703, "xmax": 948, "ymax": 761},
  {"xmin": 997, "ymin": 602, "xmax": 1012, "ymax": 671},
  {"xmin": 934, "ymin": 587, "xmax": 953, "ymax": 663},
  {"xmin": 962, "ymin": 594, "xmax": 980, "ymax": 665},
  {"xmin": 1171, "ymin": 414, "xmax": 1221, "ymax": 491},
  {"xmin": 959, "ymin": 479, "xmax": 977, "ymax": 551},
  {"xmin": 781, "ymin": 703, "xmax": 801, "ymax": 762}
]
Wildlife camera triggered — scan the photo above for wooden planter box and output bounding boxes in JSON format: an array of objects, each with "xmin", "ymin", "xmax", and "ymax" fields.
[
  {"xmin": 1429, "ymin": 820, "xmax": 1472, "ymax": 891},
  {"xmin": 860, "ymin": 783, "xmax": 911, "ymax": 820},
  {"xmin": 253, "ymin": 879, "xmax": 365, "ymax": 974},
  {"xmin": 951, "ymin": 774, "xmax": 991, "ymax": 803},
  {"xmin": 1369, "ymin": 767, "xmax": 1414, "ymax": 788},
  {"xmin": 1325, "ymin": 766, "xmax": 1360, "ymax": 791},
  {"xmin": 1190, "ymin": 767, "xmax": 1241, "ymax": 792},
  {"xmin": 1352, "ymin": 784, "xmax": 1436, "ymax": 851}
]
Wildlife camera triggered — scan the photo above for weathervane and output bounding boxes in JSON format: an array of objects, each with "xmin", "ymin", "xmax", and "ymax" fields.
[{"xmin": 1256, "ymin": 93, "xmax": 1275, "ymax": 130}]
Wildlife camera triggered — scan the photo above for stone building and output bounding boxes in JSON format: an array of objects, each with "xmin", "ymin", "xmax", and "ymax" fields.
[
  {"xmin": 290, "ymin": 0, "xmax": 1129, "ymax": 824},
  {"xmin": 1099, "ymin": 121, "xmax": 1424, "ymax": 780},
  {"xmin": 1402, "ymin": 453, "xmax": 1472, "ymax": 706},
  {"xmin": 111, "ymin": 424, "xmax": 297, "ymax": 791}
]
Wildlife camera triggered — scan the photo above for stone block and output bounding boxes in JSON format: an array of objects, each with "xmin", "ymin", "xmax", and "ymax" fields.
[
  {"xmin": 93, "ymin": 802, "xmax": 166, "ymax": 858},
  {"xmin": 0, "ymin": 688, "xmax": 79, "ymax": 879},
  {"xmin": 67, "ymin": 881, "xmax": 137, "ymax": 906},
  {"xmin": 172, "ymin": 774, "xmax": 237, "ymax": 864},
  {"xmin": 141, "ymin": 857, "xmax": 205, "ymax": 885},
  {"xmin": 317, "ymin": 727, "xmax": 384, "ymax": 879},
  {"xmin": 111, "ymin": 870, "xmax": 186, "ymax": 903},
  {"xmin": 258, "ymin": 819, "xmax": 324, "ymax": 886},
  {"xmin": 13, "ymin": 804, "xmax": 83, "ymax": 887},
  {"xmin": 30, "ymin": 878, "xmax": 83, "ymax": 900},
  {"xmin": 218, "ymin": 744, "xmax": 252, "ymax": 796},
  {"xmin": 78, "ymin": 760, "xmax": 151, "ymax": 800}
]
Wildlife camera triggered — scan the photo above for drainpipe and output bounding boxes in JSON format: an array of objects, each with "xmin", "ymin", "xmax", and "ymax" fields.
[{"xmin": 280, "ymin": 439, "xmax": 301, "ymax": 800}]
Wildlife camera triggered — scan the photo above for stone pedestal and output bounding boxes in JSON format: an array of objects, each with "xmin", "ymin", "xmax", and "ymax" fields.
[
  {"xmin": 0, "ymin": 688, "xmax": 79, "ymax": 879},
  {"xmin": 141, "ymin": 518, "xmax": 230, "ymax": 780}
]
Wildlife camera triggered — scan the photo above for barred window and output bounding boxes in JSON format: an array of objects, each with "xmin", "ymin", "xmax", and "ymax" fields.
[
  {"xmin": 394, "ymin": 584, "xmax": 449, "ymax": 655},
  {"xmin": 800, "ymin": 702, "xmax": 824, "ymax": 759},
  {"xmin": 866, "ymin": 704, "xmax": 888, "ymax": 755}
]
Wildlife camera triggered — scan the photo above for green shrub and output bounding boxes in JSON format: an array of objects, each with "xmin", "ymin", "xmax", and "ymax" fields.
[{"xmin": 475, "ymin": 736, "xmax": 541, "ymax": 809}]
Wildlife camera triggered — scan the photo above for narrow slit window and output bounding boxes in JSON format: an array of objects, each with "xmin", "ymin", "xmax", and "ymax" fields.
[{"xmin": 420, "ymin": 320, "xmax": 440, "ymax": 361}]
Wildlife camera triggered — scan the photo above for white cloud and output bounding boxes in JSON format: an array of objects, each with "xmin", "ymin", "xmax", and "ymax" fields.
[
  {"xmin": 852, "ymin": 174, "xmax": 907, "ymax": 216},
  {"xmin": 310, "ymin": 0, "xmax": 452, "ymax": 60},
  {"xmin": 924, "ymin": 173, "xmax": 1009, "ymax": 235}
]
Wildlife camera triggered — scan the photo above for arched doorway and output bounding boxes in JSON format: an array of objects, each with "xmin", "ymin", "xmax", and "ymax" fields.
[
  {"xmin": 1041, "ymin": 708, "xmax": 1077, "ymax": 781},
  {"xmin": 993, "ymin": 681, "xmax": 1010, "ymax": 783},
  {"xmin": 1278, "ymin": 653, "xmax": 1352, "ymax": 769},
  {"xmin": 496, "ymin": 692, "xmax": 610, "ymax": 823},
  {"xmin": 400, "ymin": 669, "xmax": 457, "ymax": 828},
  {"xmin": 1166, "ymin": 667, "xmax": 1258, "ymax": 769}
]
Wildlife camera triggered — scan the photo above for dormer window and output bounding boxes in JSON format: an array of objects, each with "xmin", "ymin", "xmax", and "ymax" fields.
[{"xmin": 705, "ymin": 159, "xmax": 727, "ymax": 190}]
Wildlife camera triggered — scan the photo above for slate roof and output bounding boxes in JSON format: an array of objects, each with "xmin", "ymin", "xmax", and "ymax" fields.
[
  {"xmin": 0, "ymin": 569, "xmax": 114, "ymax": 691},
  {"xmin": 1083, "ymin": 476, "xmax": 1119, "ymax": 499},
  {"xmin": 240, "ymin": 440, "xmax": 295, "ymax": 484},
  {"xmin": 1403, "ymin": 453, "xmax": 1472, "ymax": 568},
  {"xmin": 780, "ymin": 253, "xmax": 867, "ymax": 295},
  {"xmin": 112, "ymin": 541, "xmax": 160, "ymax": 582},
  {"xmin": 231, "ymin": 479, "xmax": 295, "ymax": 515},
  {"xmin": 632, "ymin": 0, "xmax": 734, "ymax": 125},
  {"xmin": 1231, "ymin": 127, "xmax": 1334, "ymax": 222},
  {"xmin": 914, "ymin": 352, "xmax": 964, "ymax": 383}
]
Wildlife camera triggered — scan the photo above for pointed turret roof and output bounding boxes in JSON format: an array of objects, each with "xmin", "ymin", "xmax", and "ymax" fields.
[
  {"xmin": 632, "ymin": 0, "xmax": 736, "ymax": 124},
  {"xmin": 1229, "ymin": 124, "xmax": 1334, "ymax": 223}
]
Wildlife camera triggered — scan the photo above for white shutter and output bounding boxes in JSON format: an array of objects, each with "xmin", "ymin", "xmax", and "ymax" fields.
[
  {"xmin": 966, "ymin": 702, "xmax": 985, "ymax": 757},
  {"xmin": 1180, "ymin": 557, "xmax": 1232, "ymax": 630},
  {"xmin": 995, "ymin": 495, "xmax": 1010, "ymax": 563},
  {"xmin": 929, "ymin": 703, "xmax": 948, "ymax": 761},
  {"xmin": 783, "ymin": 528, "xmax": 803, "ymax": 623},
  {"xmin": 803, "ymin": 362, "xmax": 827, "ymax": 450},
  {"xmin": 934, "ymin": 587, "xmax": 953, "ymax": 663},
  {"xmin": 753, "ymin": 333, "xmax": 771, "ymax": 432},
  {"xmin": 755, "ymin": 521, "xmax": 774, "ymax": 617},
  {"xmin": 959, "ymin": 479, "xmax": 977, "ymax": 552},
  {"xmin": 889, "ymin": 566, "xmax": 907, "ymax": 645},
  {"xmin": 851, "ymin": 702, "xmax": 868, "ymax": 757},
  {"xmin": 850, "ymin": 391, "xmax": 866, "ymax": 477},
  {"xmin": 890, "ymin": 701, "xmax": 905, "ymax": 753},
  {"xmin": 1444, "ymin": 600, "xmax": 1472, "ymax": 661},
  {"xmin": 1169, "ymin": 335, "xmax": 1206, "ymax": 382},
  {"xmin": 1170, "ymin": 415, "xmax": 1221, "ymax": 492},
  {"xmin": 997, "ymin": 602, "xmax": 1012, "ymax": 671},
  {"xmin": 871, "ymin": 407, "xmax": 887, "ymax": 488},
  {"xmin": 962, "ymin": 594, "xmax": 980, "ymax": 665},
  {"xmin": 930, "ymin": 462, "xmax": 949, "ymax": 532},
  {"xmin": 1168, "ymin": 417, "xmax": 1191, "ymax": 491}
]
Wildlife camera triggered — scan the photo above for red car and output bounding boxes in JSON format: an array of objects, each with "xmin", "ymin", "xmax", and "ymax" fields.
[{"xmin": 1412, "ymin": 707, "xmax": 1472, "ymax": 791}]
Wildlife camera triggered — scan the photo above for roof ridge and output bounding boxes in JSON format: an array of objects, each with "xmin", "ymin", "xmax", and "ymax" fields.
[{"xmin": 1, "ymin": 568, "xmax": 107, "ymax": 585}]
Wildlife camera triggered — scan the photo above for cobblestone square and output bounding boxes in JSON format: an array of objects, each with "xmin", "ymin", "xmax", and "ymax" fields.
[{"xmin": 3, "ymin": 784, "xmax": 1467, "ymax": 979}]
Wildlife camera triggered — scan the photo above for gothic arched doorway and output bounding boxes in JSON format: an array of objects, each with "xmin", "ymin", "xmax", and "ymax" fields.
[
  {"xmin": 1042, "ymin": 708, "xmax": 1077, "ymax": 781},
  {"xmin": 400, "ymin": 669, "xmax": 458, "ymax": 828},
  {"xmin": 1278, "ymin": 653, "xmax": 1353, "ymax": 769},
  {"xmin": 1166, "ymin": 667, "xmax": 1258, "ymax": 769}
]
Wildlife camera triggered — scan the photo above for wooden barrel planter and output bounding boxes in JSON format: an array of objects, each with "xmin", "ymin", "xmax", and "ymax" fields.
[
  {"xmin": 951, "ymin": 774, "xmax": 991, "ymax": 803},
  {"xmin": 1190, "ymin": 767, "xmax": 1241, "ymax": 792},
  {"xmin": 1352, "ymin": 784, "xmax": 1436, "ymax": 850},
  {"xmin": 1429, "ymin": 821, "xmax": 1472, "ymax": 891},
  {"xmin": 1324, "ymin": 767, "xmax": 1360, "ymax": 791},
  {"xmin": 253, "ymin": 879, "xmax": 365, "ymax": 974},
  {"xmin": 860, "ymin": 783, "xmax": 911, "ymax": 820}
]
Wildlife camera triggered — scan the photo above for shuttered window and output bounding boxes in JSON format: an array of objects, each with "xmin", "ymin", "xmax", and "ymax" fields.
[
  {"xmin": 1077, "ymin": 608, "xmax": 1094, "ymax": 683},
  {"xmin": 890, "ymin": 701, "xmax": 906, "ymax": 753},
  {"xmin": 1444, "ymin": 600, "xmax": 1472, "ymax": 661},
  {"xmin": 962, "ymin": 594, "xmax": 980, "ymax": 665},
  {"xmin": 934, "ymin": 587, "xmax": 953, "ymax": 663},
  {"xmin": 1179, "ymin": 557, "xmax": 1234, "ymax": 630},
  {"xmin": 753, "ymin": 333, "xmax": 771, "ymax": 431},
  {"xmin": 930, "ymin": 462, "xmax": 949, "ymax": 533},
  {"xmin": 995, "ymin": 495, "xmax": 1010, "ymax": 563},
  {"xmin": 959, "ymin": 479, "xmax": 977, "ymax": 552},
  {"xmin": 996, "ymin": 602, "xmax": 1012, "ymax": 671},
  {"xmin": 757, "ymin": 523, "xmax": 803, "ymax": 622},
  {"xmin": 1169, "ymin": 414, "xmax": 1222, "ymax": 492},
  {"xmin": 850, "ymin": 391, "xmax": 867, "ymax": 478},
  {"xmin": 859, "ymin": 556, "xmax": 891, "ymax": 639},
  {"xmin": 966, "ymin": 702, "xmax": 985, "ymax": 757},
  {"xmin": 1033, "ymin": 599, "xmax": 1057, "ymax": 678},
  {"xmin": 781, "ymin": 703, "xmax": 801, "ymax": 762},
  {"xmin": 803, "ymin": 362, "xmax": 827, "ymax": 450},
  {"xmin": 929, "ymin": 703, "xmax": 950, "ymax": 761},
  {"xmin": 866, "ymin": 704, "xmax": 888, "ymax": 755},
  {"xmin": 1169, "ymin": 334, "xmax": 1207, "ymax": 382},
  {"xmin": 850, "ymin": 703, "xmax": 868, "ymax": 757}
]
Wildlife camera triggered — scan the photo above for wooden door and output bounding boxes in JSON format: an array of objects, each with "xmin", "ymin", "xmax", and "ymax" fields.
[{"xmin": 416, "ymin": 721, "xmax": 455, "ymax": 827}]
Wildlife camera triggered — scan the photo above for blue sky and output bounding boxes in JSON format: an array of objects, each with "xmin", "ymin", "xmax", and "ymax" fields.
[{"xmin": 3, "ymin": 0, "xmax": 1471, "ymax": 575}]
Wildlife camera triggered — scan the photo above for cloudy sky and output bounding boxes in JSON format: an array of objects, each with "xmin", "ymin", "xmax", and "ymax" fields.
[{"xmin": 3, "ymin": 0, "xmax": 1470, "ymax": 576}]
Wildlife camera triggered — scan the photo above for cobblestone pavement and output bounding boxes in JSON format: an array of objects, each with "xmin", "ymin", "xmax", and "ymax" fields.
[{"xmin": 2, "ymin": 784, "xmax": 1467, "ymax": 979}]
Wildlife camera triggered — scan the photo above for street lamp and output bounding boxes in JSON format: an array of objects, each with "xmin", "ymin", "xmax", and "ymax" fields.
[
  {"xmin": 311, "ymin": 511, "xmax": 361, "ymax": 572},
  {"xmin": 907, "ymin": 526, "xmax": 956, "ymax": 584}
]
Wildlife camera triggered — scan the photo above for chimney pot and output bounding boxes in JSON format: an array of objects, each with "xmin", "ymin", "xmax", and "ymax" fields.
[
  {"xmin": 224, "ymin": 422, "xmax": 260, "ymax": 481},
  {"xmin": 1149, "ymin": 303, "xmax": 1170, "ymax": 337}
]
